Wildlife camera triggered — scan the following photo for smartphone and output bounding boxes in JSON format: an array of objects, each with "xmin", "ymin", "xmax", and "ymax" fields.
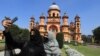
[{"xmin": 12, "ymin": 17, "xmax": 18, "ymax": 23}]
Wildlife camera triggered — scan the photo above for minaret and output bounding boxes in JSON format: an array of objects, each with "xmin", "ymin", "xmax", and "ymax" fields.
[
  {"xmin": 62, "ymin": 13, "xmax": 68, "ymax": 25},
  {"xmin": 39, "ymin": 13, "xmax": 45, "ymax": 36},
  {"xmin": 35, "ymin": 21, "xmax": 39, "ymax": 29},
  {"xmin": 47, "ymin": 2, "xmax": 61, "ymax": 32},
  {"xmin": 39, "ymin": 13, "xmax": 45, "ymax": 25},
  {"xmin": 62, "ymin": 13, "xmax": 69, "ymax": 41},
  {"xmin": 29, "ymin": 16, "xmax": 35, "ymax": 32},
  {"xmin": 74, "ymin": 15, "xmax": 82, "ymax": 42},
  {"xmin": 70, "ymin": 21, "xmax": 75, "ymax": 40},
  {"xmin": 70, "ymin": 21, "xmax": 75, "ymax": 29}
]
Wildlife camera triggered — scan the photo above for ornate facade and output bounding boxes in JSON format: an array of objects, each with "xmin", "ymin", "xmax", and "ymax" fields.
[{"xmin": 29, "ymin": 3, "xmax": 82, "ymax": 42}]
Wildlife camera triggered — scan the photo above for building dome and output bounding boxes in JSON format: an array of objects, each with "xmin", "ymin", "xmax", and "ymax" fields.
[{"xmin": 49, "ymin": 3, "xmax": 60, "ymax": 10}]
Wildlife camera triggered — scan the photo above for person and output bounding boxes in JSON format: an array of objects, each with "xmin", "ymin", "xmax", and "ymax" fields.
[
  {"xmin": 2, "ymin": 18, "xmax": 14, "ymax": 56},
  {"xmin": 43, "ymin": 34, "xmax": 49, "ymax": 44},
  {"xmin": 2, "ymin": 17, "xmax": 46, "ymax": 56},
  {"xmin": 20, "ymin": 28, "xmax": 46, "ymax": 56},
  {"xmin": 44, "ymin": 31, "xmax": 61, "ymax": 56},
  {"xmin": 2, "ymin": 17, "xmax": 23, "ymax": 56}
]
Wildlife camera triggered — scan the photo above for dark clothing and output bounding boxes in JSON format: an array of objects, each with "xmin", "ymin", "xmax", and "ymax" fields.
[
  {"xmin": 3, "ymin": 31, "xmax": 14, "ymax": 56},
  {"xmin": 20, "ymin": 28, "xmax": 46, "ymax": 56},
  {"xmin": 3, "ymin": 31, "xmax": 14, "ymax": 49},
  {"xmin": 3, "ymin": 28, "xmax": 46, "ymax": 56},
  {"xmin": 21, "ymin": 41, "xmax": 46, "ymax": 56},
  {"xmin": 3, "ymin": 31, "xmax": 24, "ymax": 56},
  {"xmin": 43, "ymin": 37, "xmax": 49, "ymax": 44}
]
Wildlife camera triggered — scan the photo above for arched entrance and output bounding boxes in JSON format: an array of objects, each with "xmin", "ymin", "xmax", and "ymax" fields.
[{"xmin": 49, "ymin": 25, "xmax": 58, "ymax": 32}]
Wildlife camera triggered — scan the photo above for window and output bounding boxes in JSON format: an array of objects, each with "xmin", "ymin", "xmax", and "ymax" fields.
[
  {"xmin": 53, "ymin": 13, "xmax": 55, "ymax": 17},
  {"xmin": 77, "ymin": 23, "xmax": 79, "ymax": 27},
  {"xmin": 57, "ymin": 13, "xmax": 59, "ymax": 17}
]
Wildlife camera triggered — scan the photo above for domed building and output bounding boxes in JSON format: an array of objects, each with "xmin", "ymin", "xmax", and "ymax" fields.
[{"xmin": 29, "ymin": 3, "xmax": 82, "ymax": 42}]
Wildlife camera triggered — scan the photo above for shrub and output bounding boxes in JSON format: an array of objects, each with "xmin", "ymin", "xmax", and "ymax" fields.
[{"xmin": 56, "ymin": 32, "xmax": 64, "ymax": 49}]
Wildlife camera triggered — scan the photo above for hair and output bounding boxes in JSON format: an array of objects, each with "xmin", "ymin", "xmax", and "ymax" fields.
[{"xmin": 30, "ymin": 27, "xmax": 43, "ymax": 45}]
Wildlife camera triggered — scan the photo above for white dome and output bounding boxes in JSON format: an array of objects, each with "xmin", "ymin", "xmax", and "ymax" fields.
[{"xmin": 49, "ymin": 3, "xmax": 60, "ymax": 10}]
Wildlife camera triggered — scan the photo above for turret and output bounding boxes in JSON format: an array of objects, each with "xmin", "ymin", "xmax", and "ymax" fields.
[
  {"xmin": 62, "ymin": 13, "xmax": 68, "ymax": 25},
  {"xmin": 47, "ymin": 3, "xmax": 61, "ymax": 32},
  {"xmin": 29, "ymin": 16, "xmax": 35, "ymax": 31},
  {"xmin": 61, "ymin": 13, "xmax": 69, "ymax": 41},
  {"xmin": 35, "ymin": 21, "xmax": 39, "ymax": 29},
  {"xmin": 75, "ymin": 15, "xmax": 81, "ymax": 33},
  {"xmin": 39, "ymin": 13, "xmax": 46, "ymax": 36},
  {"xmin": 70, "ymin": 21, "xmax": 75, "ymax": 29},
  {"xmin": 74, "ymin": 15, "xmax": 82, "ymax": 42},
  {"xmin": 39, "ymin": 13, "xmax": 45, "ymax": 25}
]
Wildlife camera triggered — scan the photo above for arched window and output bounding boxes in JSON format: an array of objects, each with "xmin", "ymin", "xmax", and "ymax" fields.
[
  {"xmin": 53, "ymin": 13, "xmax": 55, "ymax": 17},
  {"xmin": 77, "ymin": 23, "xmax": 79, "ymax": 27},
  {"xmin": 49, "ymin": 25, "xmax": 58, "ymax": 32}
]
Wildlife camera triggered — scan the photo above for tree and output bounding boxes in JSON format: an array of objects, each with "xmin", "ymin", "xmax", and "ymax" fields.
[
  {"xmin": 92, "ymin": 26, "xmax": 100, "ymax": 44},
  {"xmin": 9, "ymin": 24, "xmax": 30, "ymax": 43},
  {"xmin": 81, "ymin": 35, "xmax": 87, "ymax": 43},
  {"xmin": 81, "ymin": 35, "xmax": 93, "ymax": 43},
  {"xmin": 56, "ymin": 32, "xmax": 64, "ymax": 49}
]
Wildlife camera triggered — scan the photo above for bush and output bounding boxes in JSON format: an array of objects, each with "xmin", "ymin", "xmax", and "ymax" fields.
[
  {"xmin": 56, "ymin": 32, "xmax": 64, "ymax": 49},
  {"xmin": 9, "ymin": 24, "xmax": 30, "ymax": 43}
]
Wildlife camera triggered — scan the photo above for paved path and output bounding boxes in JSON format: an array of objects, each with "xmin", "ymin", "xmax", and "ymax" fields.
[
  {"xmin": 0, "ymin": 49, "xmax": 21, "ymax": 56},
  {"xmin": 0, "ymin": 51, "xmax": 4, "ymax": 56}
]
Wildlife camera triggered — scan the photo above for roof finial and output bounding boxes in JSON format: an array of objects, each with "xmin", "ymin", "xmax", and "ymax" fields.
[
  {"xmin": 75, "ymin": 14, "xmax": 80, "ymax": 18},
  {"xmin": 30, "ymin": 16, "xmax": 35, "ymax": 20}
]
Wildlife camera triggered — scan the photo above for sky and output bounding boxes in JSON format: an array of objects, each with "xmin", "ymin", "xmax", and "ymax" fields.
[{"xmin": 0, "ymin": 0, "xmax": 100, "ymax": 35}]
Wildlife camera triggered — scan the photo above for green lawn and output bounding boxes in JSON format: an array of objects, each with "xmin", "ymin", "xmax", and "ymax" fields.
[
  {"xmin": 61, "ymin": 48, "xmax": 67, "ymax": 56},
  {"xmin": 1, "ymin": 41, "xmax": 100, "ymax": 56},
  {"xmin": 0, "ymin": 43, "xmax": 5, "ymax": 51},
  {"xmin": 70, "ymin": 45, "xmax": 100, "ymax": 56}
]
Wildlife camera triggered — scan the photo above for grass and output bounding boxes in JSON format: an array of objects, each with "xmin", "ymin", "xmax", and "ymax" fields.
[
  {"xmin": 70, "ymin": 45, "xmax": 100, "ymax": 56},
  {"xmin": 0, "ymin": 42, "xmax": 5, "ymax": 51},
  {"xmin": 1, "ymin": 40, "xmax": 99, "ymax": 56},
  {"xmin": 61, "ymin": 48, "xmax": 67, "ymax": 56}
]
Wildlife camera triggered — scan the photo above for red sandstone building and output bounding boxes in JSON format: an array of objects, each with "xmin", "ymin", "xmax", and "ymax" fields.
[{"xmin": 29, "ymin": 3, "xmax": 82, "ymax": 42}]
